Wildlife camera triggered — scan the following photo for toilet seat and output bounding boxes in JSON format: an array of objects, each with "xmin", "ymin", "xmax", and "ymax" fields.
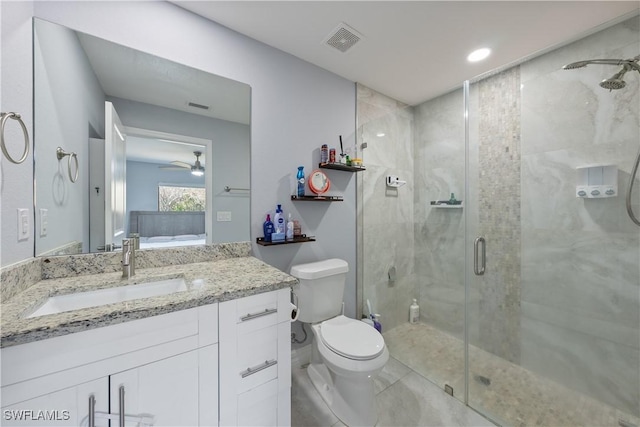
[{"xmin": 319, "ymin": 315, "xmax": 385, "ymax": 361}]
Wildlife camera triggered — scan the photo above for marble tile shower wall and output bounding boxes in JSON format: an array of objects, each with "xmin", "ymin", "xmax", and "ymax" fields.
[
  {"xmin": 356, "ymin": 84, "xmax": 416, "ymax": 331},
  {"xmin": 519, "ymin": 16, "xmax": 640, "ymax": 416},
  {"xmin": 413, "ymin": 89, "xmax": 468, "ymax": 341}
]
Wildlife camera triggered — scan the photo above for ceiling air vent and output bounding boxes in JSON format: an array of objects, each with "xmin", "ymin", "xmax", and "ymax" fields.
[
  {"xmin": 188, "ymin": 101, "xmax": 210, "ymax": 110},
  {"xmin": 323, "ymin": 23, "xmax": 363, "ymax": 53}
]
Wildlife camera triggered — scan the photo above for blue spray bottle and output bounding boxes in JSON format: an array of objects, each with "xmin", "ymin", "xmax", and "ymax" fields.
[{"xmin": 296, "ymin": 166, "xmax": 305, "ymax": 197}]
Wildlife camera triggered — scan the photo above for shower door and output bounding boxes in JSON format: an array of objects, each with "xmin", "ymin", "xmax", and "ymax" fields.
[{"xmin": 464, "ymin": 26, "xmax": 640, "ymax": 425}]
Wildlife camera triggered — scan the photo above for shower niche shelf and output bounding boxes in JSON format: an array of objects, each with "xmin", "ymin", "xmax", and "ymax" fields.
[{"xmin": 430, "ymin": 202, "xmax": 463, "ymax": 209}]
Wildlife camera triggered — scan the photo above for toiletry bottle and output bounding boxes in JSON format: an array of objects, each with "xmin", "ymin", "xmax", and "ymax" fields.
[
  {"xmin": 409, "ymin": 299, "xmax": 420, "ymax": 324},
  {"xmin": 293, "ymin": 220, "xmax": 301, "ymax": 238},
  {"xmin": 449, "ymin": 193, "xmax": 456, "ymax": 205},
  {"xmin": 321, "ymin": 144, "xmax": 328, "ymax": 164},
  {"xmin": 372, "ymin": 314, "xmax": 382, "ymax": 333},
  {"xmin": 286, "ymin": 213, "xmax": 294, "ymax": 241},
  {"xmin": 296, "ymin": 167, "xmax": 305, "ymax": 197},
  {"xmin": 263, "ymin": 214, "xmax": 275, "ymax": 242},
  {"xmin": 274, "ymin": 204, "xmax": 285, "ymax": 234}
]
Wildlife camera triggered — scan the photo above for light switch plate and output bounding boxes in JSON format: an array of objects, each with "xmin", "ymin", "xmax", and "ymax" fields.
[
  {"xmin": 40, "ymin": 208, "xmax": 48, "ymax": 237},
  {"xmin": 17, "ymin": 208, "xmax": 29, "ymax": 241},
  {"xmin": 216, "ymin": 211, "xmax": 232, "ymax": 222}
]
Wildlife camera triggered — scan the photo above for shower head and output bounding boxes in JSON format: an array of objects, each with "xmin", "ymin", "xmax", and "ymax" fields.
[
  {"xmin": 562, "ymin": 60, "xmax": 591, "ymax": 70},
  {"xmin": 562, "ymin": 56, "xmax": 640, "ymax": 72},
  {"xmin": 600, "ymin": 67, "xmax": 629, "ymax": 91},
  {"xmin": 563, "ymin": 55, "xmax": 640, "ymax": 91}
]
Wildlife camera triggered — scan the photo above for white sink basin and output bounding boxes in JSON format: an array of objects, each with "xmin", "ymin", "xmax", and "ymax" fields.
[{"xmin": 26, "ymin": 277, "xmax": 189, "ymax": 318}]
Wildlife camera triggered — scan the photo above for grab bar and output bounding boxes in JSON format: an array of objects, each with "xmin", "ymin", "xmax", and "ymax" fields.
[
  {"xmin": 0, "ymin": 112, "xmax": 29, "ymax": 164},
  {"xmin": 56, "ymin": 147, "xmax": 79, "ymax": 183}
]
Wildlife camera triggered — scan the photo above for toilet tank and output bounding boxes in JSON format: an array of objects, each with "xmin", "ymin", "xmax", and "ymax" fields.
[{"xmin": 290, "ymin": 259, "xmax": 349, "ymax": 323}]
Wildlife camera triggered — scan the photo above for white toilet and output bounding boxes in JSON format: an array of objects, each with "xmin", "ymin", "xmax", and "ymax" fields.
[{"xmin": 291, "ymin": 259, "xmax": 389, "ymax": 427}]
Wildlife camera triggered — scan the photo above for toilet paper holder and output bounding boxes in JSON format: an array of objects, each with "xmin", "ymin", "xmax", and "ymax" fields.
[{"xmin": 290, "ymin": 289, "xmax": 299, "ymax": 322}]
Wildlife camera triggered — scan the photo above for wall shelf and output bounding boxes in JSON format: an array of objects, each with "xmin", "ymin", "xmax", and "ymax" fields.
[
  {"xmin": 256, "ymin": 235, "xmax": 316, "ymax": 246},
  {"xmin": 291, "ymin": 195, "xmax": 343, "ymax": 202},
  {"xmin": 319, "ymin": 162, "xmax": 366, "ymax": 172},
  {"xmin": 430, "ymin": 202, "xmax": 463, "ymax": 209}
]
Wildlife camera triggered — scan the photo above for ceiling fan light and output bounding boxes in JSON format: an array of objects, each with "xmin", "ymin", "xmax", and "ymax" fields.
[{"xmin": 191, "ymin": 168, "xmax": 204, "ymax": 177}]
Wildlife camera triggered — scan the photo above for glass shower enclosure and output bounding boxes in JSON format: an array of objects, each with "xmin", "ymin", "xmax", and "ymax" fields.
[{"xmin": 358, "ymin": 13, "xmax": 639, "ymax": 426}]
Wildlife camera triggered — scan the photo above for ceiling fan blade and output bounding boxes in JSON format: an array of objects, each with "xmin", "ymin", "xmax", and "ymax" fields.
[
  {"xmin": 169, "ymin": 161, "xmax": 193, "ymax": 168},
  {"xmin": 159, "ymin": 165, "xmax": 191, "ymax": 170}
]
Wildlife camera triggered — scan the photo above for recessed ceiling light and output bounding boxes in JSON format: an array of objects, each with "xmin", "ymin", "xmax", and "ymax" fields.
[
  {"xmin": 467, "ymin": 48, "xmax": 491, "ymax": 62},
  {"xmin": 376, "ymin": 132, "xmax": 386, "ymax": 137}
]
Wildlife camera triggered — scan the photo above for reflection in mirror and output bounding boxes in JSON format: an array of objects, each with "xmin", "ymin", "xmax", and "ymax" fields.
[{"xmin": 33, "ymin": 18, "xmax": 251, "ymax": 257}]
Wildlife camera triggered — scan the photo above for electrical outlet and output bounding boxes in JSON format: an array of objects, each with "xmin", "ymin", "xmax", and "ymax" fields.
[
  {"xmin": 40, "ymin": 208, "xmax": 48, "ymax": 237},
  {"xmin": 216, "ymin": 211, "xmax": 232, "ymax": 222},
  {"xmin": 17, "ymin": 209, "xmax": 29, "ymax": 241}
]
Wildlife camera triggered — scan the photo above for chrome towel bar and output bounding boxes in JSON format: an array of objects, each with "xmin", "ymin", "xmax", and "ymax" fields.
[
  {"xmin": 0, "ymin": 112, "xmax": 29, "ymax": 164},
  {"xmin": 56, "ymin": 146, "xmax": 79, "ymax": 183}
]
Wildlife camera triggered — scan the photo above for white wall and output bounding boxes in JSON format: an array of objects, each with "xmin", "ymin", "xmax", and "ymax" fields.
[
  {"xmin": 1, "ymin": 1, "xmax": 357, "ymax": 316},
  {"xmin": 33, "ymin": 18, "xmax": 105, "ymax": 256},
  {"xmin": 1, "ymin": 1, "xmax": 35, "ymax": 266}
]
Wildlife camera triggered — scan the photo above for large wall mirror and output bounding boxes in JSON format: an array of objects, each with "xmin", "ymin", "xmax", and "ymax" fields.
[{"xmin": 33, "ymin": 18, "xmax": 251, "ymax": 257}]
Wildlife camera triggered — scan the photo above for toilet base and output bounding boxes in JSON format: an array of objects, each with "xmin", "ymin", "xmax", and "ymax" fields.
[{"xmin": 307, "ymin": 361, "xmax": 379, "ymax": 427}]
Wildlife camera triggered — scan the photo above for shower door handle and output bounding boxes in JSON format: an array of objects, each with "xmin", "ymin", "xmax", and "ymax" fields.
[{"xmin": 474, "ymin": 237, "xmax": 486, "ymax": 276}]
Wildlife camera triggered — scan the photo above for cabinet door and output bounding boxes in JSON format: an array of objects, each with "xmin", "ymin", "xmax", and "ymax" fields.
[
  {"xmin": 1, "ymin": 378, "xmax": 108, "ymax": 427},
  {"xmin": 110, "ymin": 350, "xmax": 200, "ymax": 427}
]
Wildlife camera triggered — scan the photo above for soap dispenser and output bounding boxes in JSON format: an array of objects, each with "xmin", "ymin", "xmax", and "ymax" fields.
[{"xmin": 409, "ymin": 299, "xmax": 420, "ymax": 324}]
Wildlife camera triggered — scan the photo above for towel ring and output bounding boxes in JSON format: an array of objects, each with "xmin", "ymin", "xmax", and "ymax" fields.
[
  {"xmin": 0, "ymin": 112, "xmax": 30, "ymax": 164},
  {"xmin": 56, "ymin": 147, "xmax": 79, "ymax": 183}
]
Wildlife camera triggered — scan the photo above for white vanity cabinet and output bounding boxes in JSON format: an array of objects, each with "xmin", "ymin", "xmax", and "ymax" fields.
[
  {"xmin": 219, "ymin": 288, "xmax": 291, "ymax": 427},
  {"xmin": 1, "ymin": 304, "xmax": 219, "ymax": 427},
  {"xmin": 1, "ymin": 288, "xmax": 292, "ymax": 427}
]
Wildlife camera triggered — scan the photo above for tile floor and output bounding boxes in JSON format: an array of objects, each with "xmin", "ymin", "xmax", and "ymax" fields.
[
  {"xmin": 291, "ymin": 352, "xmax": 495, "ymax": 427},
  {"xmin": 383, "ymin": 322, "xmax": 640, "ymax": 427}
]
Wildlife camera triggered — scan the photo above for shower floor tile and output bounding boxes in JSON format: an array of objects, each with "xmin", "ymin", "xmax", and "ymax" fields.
[{"xmin": 384, "ymin": 322, "xmax": 640, "ymax": 427}]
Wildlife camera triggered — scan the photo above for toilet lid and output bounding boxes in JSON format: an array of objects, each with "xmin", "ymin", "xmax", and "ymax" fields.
[{"xmin": 319, "ymin": 316, "xmax": 385, "ymax": 361}]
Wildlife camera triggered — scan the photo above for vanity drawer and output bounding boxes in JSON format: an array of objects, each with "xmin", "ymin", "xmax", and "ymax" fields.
[
  {"xmin": 236, "ymin": 324, "xmax": 278, "ymax": 393},
  {"xmin": 236, "ymin": 379, "xmax": 278, "ymax": 427},
  {"xmin": 235, "ymin": 291, "xmax": 279, "ymax": 334},
  {"xmin": 218, "ymin": 289, "xmax": 291, "ymax": 426}
]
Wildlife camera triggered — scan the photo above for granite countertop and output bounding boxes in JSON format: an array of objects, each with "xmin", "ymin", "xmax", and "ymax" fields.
[{"xmin": 1, "ymin": 256, "xmax": 298, "ymax": 348}]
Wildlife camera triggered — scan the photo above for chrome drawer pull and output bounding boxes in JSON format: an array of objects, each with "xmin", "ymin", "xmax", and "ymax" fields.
[
  {"xmin": 88, "ymin": 395, "xmax": 95, "ymax": 427},
  {"xmin": 119, "ymin": 386, "xmax": 125, "ymax": 427},
  {"xmin": 241, "ymin": 359, "xmax": 278, "ymax": 378},
  {"xmin": 240, "ymin": 307, "xmax": 277, "ymax": 322}
]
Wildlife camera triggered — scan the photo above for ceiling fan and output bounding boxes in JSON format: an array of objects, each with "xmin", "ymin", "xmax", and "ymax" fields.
[{"xmin": 159, "ymin": 151, "xmax": 205, "ymax": 176}]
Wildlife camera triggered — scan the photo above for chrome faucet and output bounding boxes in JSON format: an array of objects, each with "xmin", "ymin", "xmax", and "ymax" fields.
[{"xmin": 121, "ymin": 237, "xmax": 138, "ymax": 278}]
